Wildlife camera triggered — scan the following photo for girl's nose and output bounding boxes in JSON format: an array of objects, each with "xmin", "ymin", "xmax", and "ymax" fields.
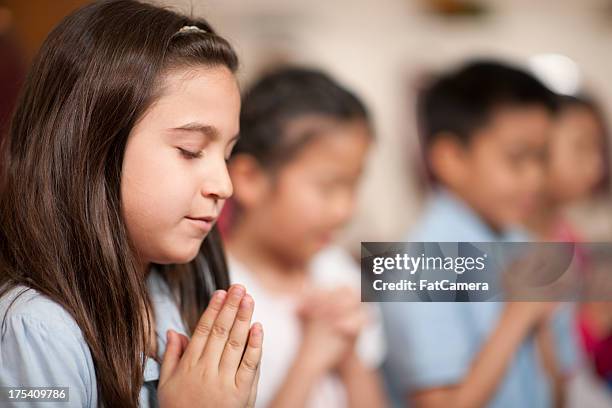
[{"xmin": 201, "ymin": 160, "xmax": 233, "ymax": 200}]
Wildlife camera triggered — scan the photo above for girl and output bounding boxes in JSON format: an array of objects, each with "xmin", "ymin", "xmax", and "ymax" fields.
[
  {"xmin": 0, "ymin": 1, "xmax": 262, "ymax": 407},
  {"xmin": 527, "ymin": 94, "xmax": 612, "ymax": 391},
  {"xmin": 528, "ymin": 94, "xmax": 608, "ymax": 241},
  {"xmin": 222, "ymin": 67, "xmax": 388, "ymax": 408}
]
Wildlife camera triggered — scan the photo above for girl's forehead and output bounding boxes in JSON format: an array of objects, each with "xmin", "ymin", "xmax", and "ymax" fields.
[
  {"xmin": 139, "ymin": 65, "xmax": 240, "ymax": 133},
  {"xmin": 280, "ymin": 122, "xmax": 371, "ymax": 170},
  {"xmin": 158, "ymin": 65, "xmax": 238, "ymax": 98},
  {"xmin": 281, "ymin": 116, "xmax": 367, "ymax": 148}
]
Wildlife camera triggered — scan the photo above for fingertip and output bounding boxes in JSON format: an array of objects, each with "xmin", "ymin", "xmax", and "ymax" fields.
[
  {"xmin": 213, "ymin": 289, "xmax": 227, "ymax": 302},
  {"xmin": 240, "ymin": 293, "xmax": 254, "ymax": 309},
  {"xmin": 230, "ymin": 283, "xmax": 246, "ymax": 296},
  {"xmin": 251, "ymin": 322, "xmax": 263, "ymax": 340}
]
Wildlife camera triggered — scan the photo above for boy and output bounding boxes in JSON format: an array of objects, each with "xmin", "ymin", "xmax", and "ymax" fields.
[{"xmin": 382, "ymin": 61, "xmax": 576, "ymax": 408}]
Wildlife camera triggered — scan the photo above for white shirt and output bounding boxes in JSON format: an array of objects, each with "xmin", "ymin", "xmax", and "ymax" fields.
[{"xmin": 229, "ymin": 246, "xmax": 386, "ymax": 408}]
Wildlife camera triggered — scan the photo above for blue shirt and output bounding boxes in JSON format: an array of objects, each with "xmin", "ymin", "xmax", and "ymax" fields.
[
  {"xmin": 0, "ymin": 270, "xmax": 188, "ymax": 407},
  {"xmin": 381, "ymin": 188, "xmax": 577, "ymax": 408}
]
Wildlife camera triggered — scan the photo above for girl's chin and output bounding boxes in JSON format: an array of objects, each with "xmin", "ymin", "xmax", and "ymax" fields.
[
  {"xmin": 315, "ymin": 234, "xmax": 334, "ymax": 249},
  {"xmin": 304, "ymin": 239, "xmax": 331, "ymax": 258},
  {"xmin": 156, "ymin": 243, "xmax": 202, "ymax": 265}
]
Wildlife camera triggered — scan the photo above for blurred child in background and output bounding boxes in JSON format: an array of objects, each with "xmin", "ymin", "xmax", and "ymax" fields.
[
  {"xmin": 528, "ymin": 95, "xmax": 607, "ymax": 241},
  {"xmin": 527, "ymin": 94, "xmax": 612, "ymax": 391},
  {"xmin": 222, "ymin": 67, "xmax": 388, "ymax": 408},
  {"xmin": 382, "ymin": 60, "xmax": 577, "ymax": 408}
]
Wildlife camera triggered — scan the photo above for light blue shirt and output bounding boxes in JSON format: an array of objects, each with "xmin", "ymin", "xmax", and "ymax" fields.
[
  {"xmin": 381, "ymin": 188, "xmax": 577, "ymax": 408},
  {"xmin": 0, "ymin": 270, "xmax": 188, "ymax": 407}
]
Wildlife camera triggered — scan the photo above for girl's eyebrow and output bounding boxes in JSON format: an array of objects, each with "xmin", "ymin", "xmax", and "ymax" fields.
[
  {"xmin": 170, "ymin": 122, "xmax": 240, "ymax": 143},
  {"xmin": 171, "ymin": 122, "xmax": 219, "ymax": 139}
]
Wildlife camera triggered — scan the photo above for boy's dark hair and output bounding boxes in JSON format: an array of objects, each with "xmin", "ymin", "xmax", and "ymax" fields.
[
  {"xmin": 232, "ymin": 67, "xmax": 371, "ymax": 169},
  {"xmin": 418, "ymin": 60, "xmax": 558, "ymax": 147}
]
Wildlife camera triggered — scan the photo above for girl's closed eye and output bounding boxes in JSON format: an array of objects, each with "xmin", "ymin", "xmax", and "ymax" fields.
[{"xmin": 177, "ymin": 147, "xmax": 203, "ymax": 159}]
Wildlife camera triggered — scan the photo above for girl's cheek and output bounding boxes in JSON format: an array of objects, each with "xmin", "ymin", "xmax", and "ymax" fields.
[{"xmin": 159, "ymin": 175, "xmax": 195, "ymax": 215}]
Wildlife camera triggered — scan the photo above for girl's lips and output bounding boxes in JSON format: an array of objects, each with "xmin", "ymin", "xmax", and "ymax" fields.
[{"xmin": 185, "ymin": 216, "xmax": 215, "ymax": 233}]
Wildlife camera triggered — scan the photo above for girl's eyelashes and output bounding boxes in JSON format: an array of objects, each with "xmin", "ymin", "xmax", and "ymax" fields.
[
  {"xmin": 177, "ymin": 147, "xmax": 203, "ymax": 159},
  {"xmin": 176, "ymin": 137, "xmax": 237, "ymax": 161}
]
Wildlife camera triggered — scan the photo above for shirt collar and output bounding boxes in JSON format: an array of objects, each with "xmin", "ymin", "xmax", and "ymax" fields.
[{"xmin": 429, "ymin": 187, "xmax": 530, "ymax": 242}]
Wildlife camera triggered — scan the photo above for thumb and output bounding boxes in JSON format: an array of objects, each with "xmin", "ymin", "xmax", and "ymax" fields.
[
  {"xmin": 160, "ymin": 330, "xmax": 182, "ymax": 383},
  {"xmin": 176, "ymin": 332, "xmax": 190, "ymax": 352}
]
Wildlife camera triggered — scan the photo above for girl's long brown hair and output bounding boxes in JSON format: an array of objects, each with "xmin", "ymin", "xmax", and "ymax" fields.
[{"xmin": 0, "ymin": 1, "xmax": 236, "ymax": 405}]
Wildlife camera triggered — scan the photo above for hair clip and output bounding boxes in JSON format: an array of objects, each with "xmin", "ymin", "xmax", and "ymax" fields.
[{"xmin": 177, "ymin": 25, "xmax": 208, "ymax": 35}]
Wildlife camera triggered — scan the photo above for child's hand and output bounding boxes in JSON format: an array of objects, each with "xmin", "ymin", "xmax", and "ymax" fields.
[
  {"xmin": 158, "ymin": 285, "xmax": 263, "ymax": 408},
  {"xmin": 296, "ymin": 289, "xmax": 351, "ymax": 372},
  {"xmin": 297, "ymin": 287, "xmax": 368, "ymax": 371},
  {"xmin": 504, "ymin": 301, "xmax": 558, "ymax": 329},
  {"xmin": 168, "ymin": 332, "xmax": 262, "ymax": 408},
  {"xmin": 300, "ymin": 287, "xmax": 369, "ymax": 338},
  {"xmin": 324, "ymin": 287, "xmax": 370, "ymax": 341}
]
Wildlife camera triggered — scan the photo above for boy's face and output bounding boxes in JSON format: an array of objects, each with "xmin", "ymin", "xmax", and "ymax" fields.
[
  {"xmin": 443, "ymin": 106, "xmax": 552, "ymax": 230},
  {"xmin": 121, "ymin": 66, "xmax": 240, "ymax": 267}
]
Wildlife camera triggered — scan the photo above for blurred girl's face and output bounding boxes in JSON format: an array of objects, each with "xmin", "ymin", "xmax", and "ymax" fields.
[
  {"xmin": 243, "ymin": 119, "xmax": 371, "ymax": 263},
  {"xmin": 546, "ymin": 106, "xmax": 605, "ymax": 203},
  {"xmin": 121, "ymin": 66, "xmax": 240, "ymax": 267}
]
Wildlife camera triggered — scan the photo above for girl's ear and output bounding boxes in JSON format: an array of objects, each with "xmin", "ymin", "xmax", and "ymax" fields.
[{"xmin": 227, "ymin": 154, "xmax": 270, "ymax": 209}]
